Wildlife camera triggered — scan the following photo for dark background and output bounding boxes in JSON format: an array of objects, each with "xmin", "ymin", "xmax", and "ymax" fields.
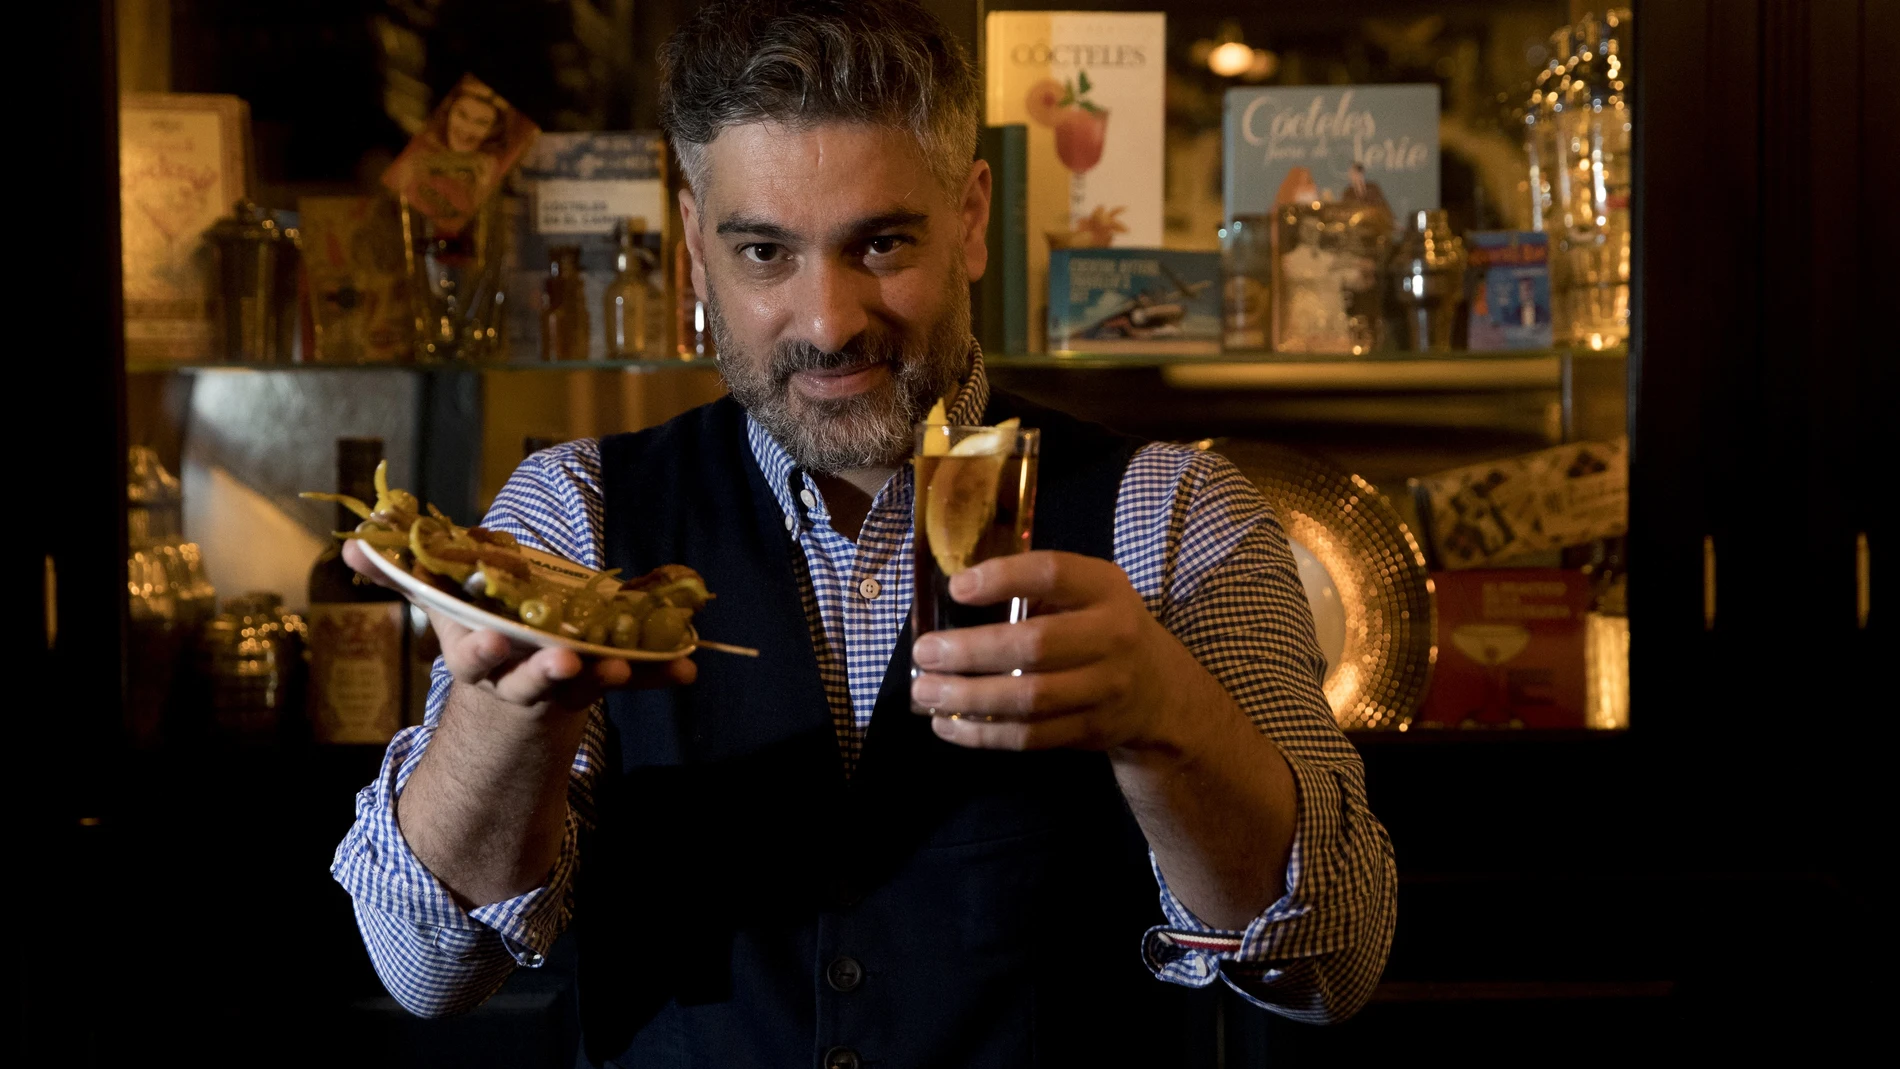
[{"xmin": 22, "ymin": 0, "xmax": 1892, "ymax": 1065}]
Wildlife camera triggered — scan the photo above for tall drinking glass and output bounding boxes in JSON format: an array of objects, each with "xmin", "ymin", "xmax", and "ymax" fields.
[{"xmin": 912, "ymin": 423, "xmax": 1040, "ymax": 638}]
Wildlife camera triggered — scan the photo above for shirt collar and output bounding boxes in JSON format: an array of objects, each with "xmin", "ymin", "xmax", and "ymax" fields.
[{"xmin": 744, "ymin": 338, "xmax": 990, "ymax": 522}]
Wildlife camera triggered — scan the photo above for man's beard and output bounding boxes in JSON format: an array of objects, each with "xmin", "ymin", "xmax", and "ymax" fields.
[{"xmin": 709, "ymin": 267, "xmax": 971, "ymax": 475}]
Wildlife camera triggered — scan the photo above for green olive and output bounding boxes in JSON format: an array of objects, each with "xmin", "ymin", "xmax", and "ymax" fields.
[
  {"xmin": 639, "ymin": 607, "xmax": 692, "ymax": 652},
  {"xmin": 519, "ymin": 595, "xmax": 563, "ymax": 631},
  {"xmin": 609, "ymin": 612, "xmax": 640, "ymax": 649}
]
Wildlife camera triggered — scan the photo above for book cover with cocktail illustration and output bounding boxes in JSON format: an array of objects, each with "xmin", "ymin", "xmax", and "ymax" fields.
[
  {"xmin": 1048, "ymin": 248, "xmax": 1221, "ymax": 353},
  {"xmin": 1223, "ymin": 85, "xmax": 1440, "ymax": 229},
  {"xmin": 119, "ymin": 92, "xmax": 252, "ymax": 362},
  {"xmin": 986, "ymin": 12, "xmax": 1165, "ymax": 352},
  {"xmin": 1416, "ymin": 569, "xmax": 1590, "ymax": 728}
]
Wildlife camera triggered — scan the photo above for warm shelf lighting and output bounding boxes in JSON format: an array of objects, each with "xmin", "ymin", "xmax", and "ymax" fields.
[{"xmin": 1208, "ymin": 41, "xmax": 1254, "ymax": 77}]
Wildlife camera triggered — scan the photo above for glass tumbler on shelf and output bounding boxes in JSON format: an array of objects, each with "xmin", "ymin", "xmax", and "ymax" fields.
[
  {"xmin": 1390, "ymin": 210, "xmax": 1467, "ymax": 351},
  {"xmin": 1271, "ymin": 200, "xmax": 1386, "ymax": 354},
  {"xmin": 911, "ymin": 423, "xmax": 1041, "ymax": 645},
  {"xmin": 1220, "ymin": 215, "xmax": 1273, "ymax": 351},
  {"xmin": 400, "ymin": 195, "xmax": 507, "ymax": 362}
]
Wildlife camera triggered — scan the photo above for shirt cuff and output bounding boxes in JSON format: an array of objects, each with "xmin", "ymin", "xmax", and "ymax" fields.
[
  {"xmin": 330, "ymin": 724, "xmax": 571, "ymax": 968},
  {"xmin": 1140, "ymin": 751, "xmax": 1345, "ymax": 987}
]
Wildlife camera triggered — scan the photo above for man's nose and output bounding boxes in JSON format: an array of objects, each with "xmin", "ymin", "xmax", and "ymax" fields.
[{"xmin": 794, "ymin": 257, "xmax": 873, "ymax": 355}]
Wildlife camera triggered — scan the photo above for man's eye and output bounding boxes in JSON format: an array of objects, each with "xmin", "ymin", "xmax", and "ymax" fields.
[
  {"xmin": 741, "ymin": 243, "xmax": 783, "ymax": 264},
  {"xmin": 866, "ymin": 236, "xmax": 910, "ymax": 256}
]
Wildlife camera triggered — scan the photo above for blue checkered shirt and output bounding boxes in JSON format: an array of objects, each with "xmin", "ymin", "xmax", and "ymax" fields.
[{"xmin": 332, "ymin": 348, "xmax": 1395, "ymax": 1024}]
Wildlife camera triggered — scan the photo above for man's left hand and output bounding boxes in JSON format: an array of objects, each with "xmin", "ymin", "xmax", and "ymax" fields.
[{"xmin": 909, "ymin": 550, "xmax": 1205, "ymax": 753}]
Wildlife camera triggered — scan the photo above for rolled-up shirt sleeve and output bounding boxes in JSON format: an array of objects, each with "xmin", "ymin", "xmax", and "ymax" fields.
[
  {"xmin": 1115, "ymin": 446, "xmax": 1397, "ymax": 1023},
  {"xmin": 330, "ymin": 441, "xmax": 609, "ymax": 1017}
]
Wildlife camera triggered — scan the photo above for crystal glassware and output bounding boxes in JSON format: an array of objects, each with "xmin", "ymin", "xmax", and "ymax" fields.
[{"xmin": 400, "ymin": 195, "xmax": 507, "ymax": 362}]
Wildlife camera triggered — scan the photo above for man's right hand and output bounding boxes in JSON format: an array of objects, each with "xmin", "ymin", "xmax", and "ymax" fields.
[
  {"xmin": 341, "ymin": 537, "xmax": 696, "ymax": 715},
  {"xmin": 343, "ymin": 536, "xmax": 692, "ymax": 908}
]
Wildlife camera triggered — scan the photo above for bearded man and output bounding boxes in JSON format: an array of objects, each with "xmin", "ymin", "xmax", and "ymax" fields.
[{"xmin": 334, "ymin": 2, "xmax": 1394, "ymax": 1065}]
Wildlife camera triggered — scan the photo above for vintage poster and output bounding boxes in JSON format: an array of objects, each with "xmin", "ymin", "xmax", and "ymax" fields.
[
  {"xmin": 119, "ymin": 93, "xmax": 251, "ymax": 362},
  {"xmin": 381, "ymin": 74, "xmax": 540, "ymax": 236},
  {"xmin": 297, "ymin": 196, "xmax": 412, "ymax": 363}
]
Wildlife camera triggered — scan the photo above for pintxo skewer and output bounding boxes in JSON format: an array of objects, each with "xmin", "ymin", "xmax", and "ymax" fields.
[{"xmin": 303, "ymin": 462, "xmax": 757, "ymax": 658}]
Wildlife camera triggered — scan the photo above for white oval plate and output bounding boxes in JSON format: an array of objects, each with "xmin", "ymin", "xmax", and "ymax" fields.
[{"xmin": 359, "ymin": 541, "xmax": 698, "ymax": 661}]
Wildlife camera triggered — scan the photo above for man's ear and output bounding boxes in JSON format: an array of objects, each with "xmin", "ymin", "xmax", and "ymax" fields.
[
  {"xmin": 679, "ymin": 188, "xmax": 708, "ymax": 303},
  {"xmin": 960, "ymin": 158, "xmax": 992, "ymax": 283}
]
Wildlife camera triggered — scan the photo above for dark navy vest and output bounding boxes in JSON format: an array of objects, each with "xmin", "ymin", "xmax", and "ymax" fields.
[{"xmin": 582, "ymin": 392, "xmax": 1218, "ymax": 1068}]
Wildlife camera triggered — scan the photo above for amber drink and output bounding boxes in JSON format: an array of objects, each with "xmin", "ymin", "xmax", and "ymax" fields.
[{"xmin": 912, "ymin": 422, "xmax": 1040, "ymax": 638}]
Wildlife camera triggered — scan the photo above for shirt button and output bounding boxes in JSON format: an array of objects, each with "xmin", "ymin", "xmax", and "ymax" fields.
[
  {"xmin": 823, "ymin": 1047, "xmax": 861, "ymax": 1069},
  {"xmin": 826, "ymin": 956, "xmax": 864, "ymax": 992},
  {"xmin": 858, "ymin": 577, "xmax": 881, "ymax": 600},
  {"xmin": 784, "ymin": 513, "xmax": 796, "ymax": 532},
  {"xmin": 799, "ymin": 488, "xmax": 817, "ymax": 509}
]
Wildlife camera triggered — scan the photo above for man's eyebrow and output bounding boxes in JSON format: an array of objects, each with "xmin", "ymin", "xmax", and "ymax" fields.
[
  {"xmin": 845, "ymin": 210, "xmax": 930, "ymax": 237},
  {"xmin": 712, "ymin": 209, "xmax": 930, "ymax": 243},
  {"xmin": 715, "ymin": 215, "xmax": 799, "ymax": 241}
]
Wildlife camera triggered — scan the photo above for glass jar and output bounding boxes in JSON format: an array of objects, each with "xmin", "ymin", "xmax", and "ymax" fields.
[
  {"xmin": 1271, "ymin": 200, "xmax": 1386, "ymax": 354},
  {"xmin": 126, "ymin": 446, "xmax": 218, "ymax": 745},
  {"xmin": 201, "ymin": 593, "xmax": 306, "ymax": 743}
]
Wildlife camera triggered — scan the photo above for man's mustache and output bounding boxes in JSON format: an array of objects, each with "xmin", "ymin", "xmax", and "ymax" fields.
[{"xmin": 769, "ymin": 335, "xmax": 909, "ymax": 381}]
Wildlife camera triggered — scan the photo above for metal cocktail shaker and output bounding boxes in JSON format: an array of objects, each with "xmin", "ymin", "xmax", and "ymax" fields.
[{"xmin": 1390, "ymin": 210, "xmax": 1466, "ymax": 351}]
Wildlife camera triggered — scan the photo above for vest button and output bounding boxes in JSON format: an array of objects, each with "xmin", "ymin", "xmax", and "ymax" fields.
[
  {"xmin": 826, "ymin": 955, "xmax": 864, "ymax": 992},
  {"xmin": 823, "ymin": 1046, "xmax": 861, "ymax": 1069}
]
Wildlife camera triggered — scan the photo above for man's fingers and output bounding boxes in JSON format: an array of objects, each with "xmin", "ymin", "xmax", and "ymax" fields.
[
  {"xmin": 910, "ymin": 666, "xmax": 1122, "ymax": 720},
  {"xmin": 445, "ymin": 629, "xmax": 519, "ymax": 685},
  {"xmin": 911, "ymin": 612, "xmax": 1108, "ymax": 675},
  {"xmin": 929, "ymin": 711, "xmax": 1096, "ymax": 751},
  {"xmin": 947, "ymin": 551, "xmax": 1127, "ymax": 611}
]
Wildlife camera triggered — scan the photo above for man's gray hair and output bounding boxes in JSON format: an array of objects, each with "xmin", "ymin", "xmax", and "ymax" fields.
[{"xmin": 659, "ymin": 0, "xmax": 981, "ymax": 199}]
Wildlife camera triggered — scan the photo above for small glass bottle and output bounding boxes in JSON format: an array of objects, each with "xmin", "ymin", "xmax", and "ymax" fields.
[
  {"xmin": 604, "ymin": 217, "xmax": 662, "ymax": 359},
  {"xmin": 541, "ymin": 246, "xmax": 589, "ymax": 361}
]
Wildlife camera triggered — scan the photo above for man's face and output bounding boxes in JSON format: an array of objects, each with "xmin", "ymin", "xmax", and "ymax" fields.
[
  {"xmin": 446, "ymin": 97, "xmax": 499, "ymax": 153},
  {"xmin": 680, "ymin": 122, "xmax": 991, "ymax": 474}
]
